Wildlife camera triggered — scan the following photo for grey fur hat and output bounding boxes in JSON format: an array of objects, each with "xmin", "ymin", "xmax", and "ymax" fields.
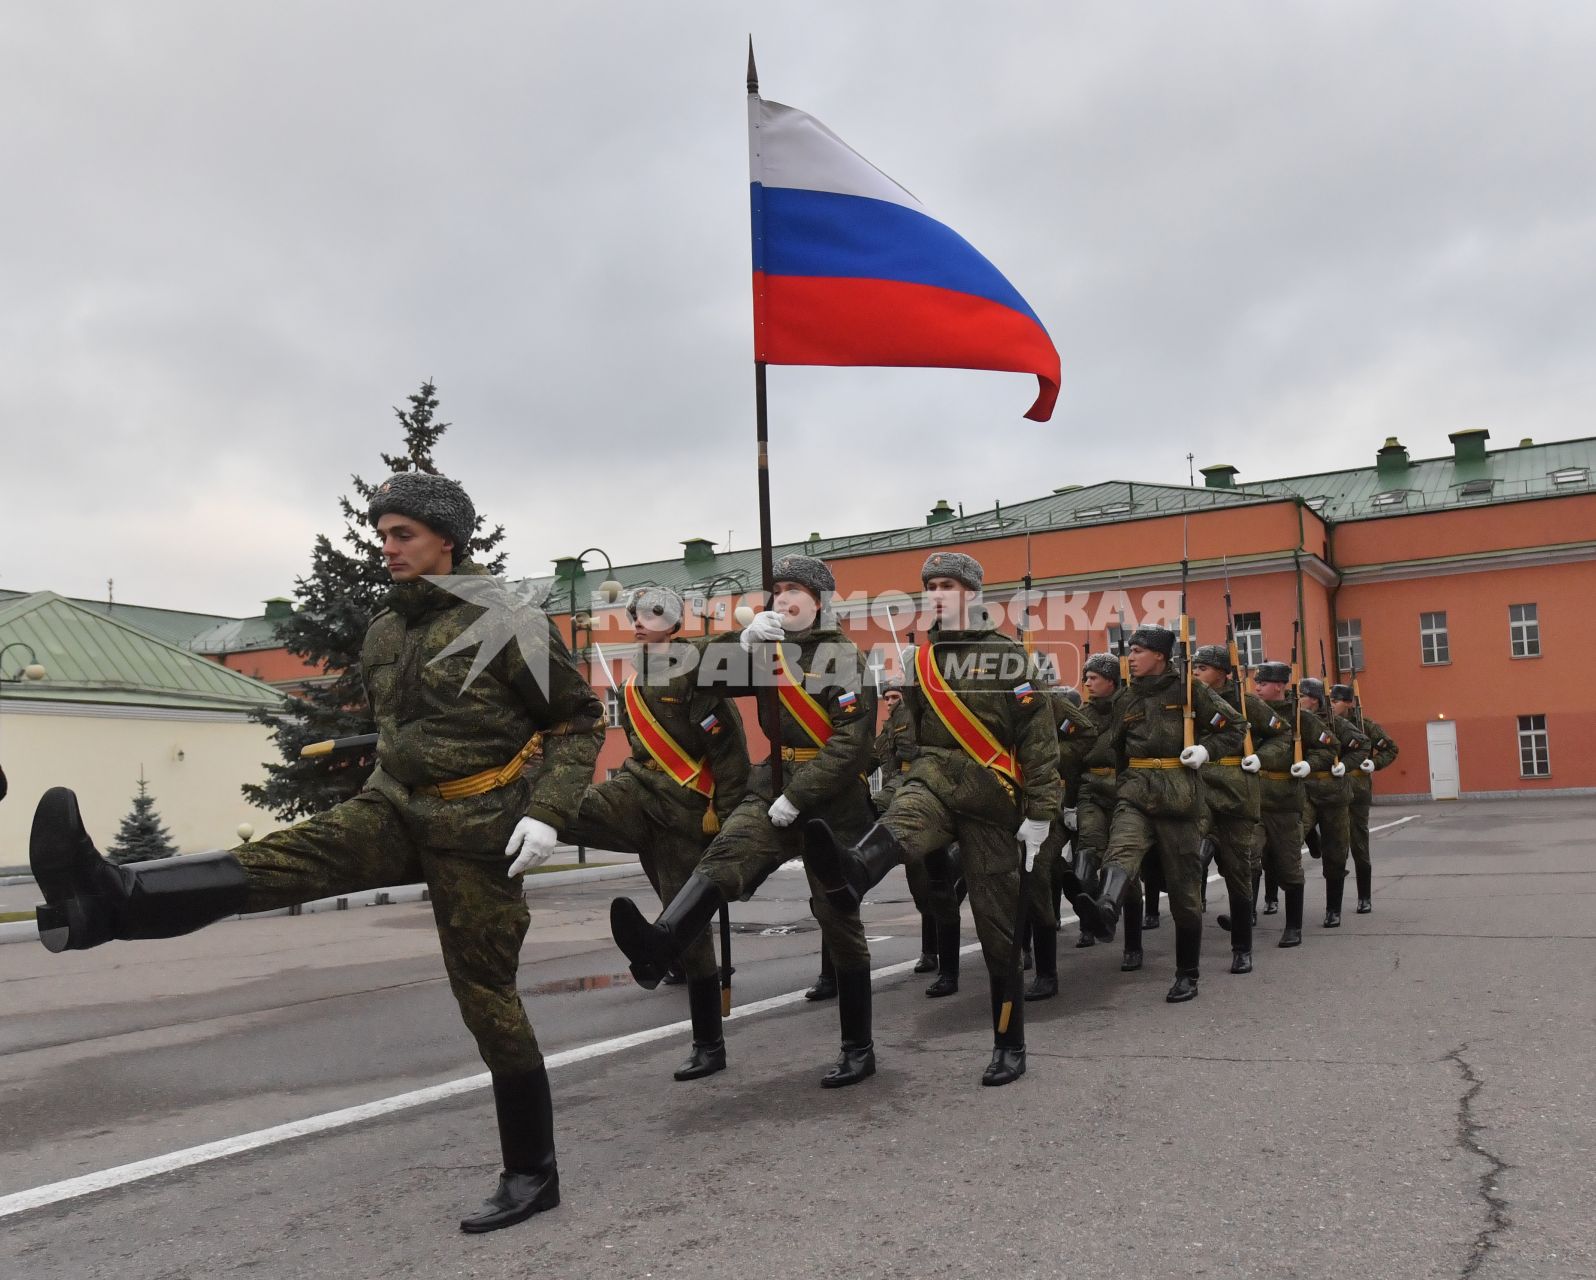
[
  {"xmin": 1057, "ymin": 686, "xmax": 1083, "ymax": 708},
  {"xmin": 367, "ymin": 472, "xmax": 475, "ymax": 556},
  {"xmin": 1254, "ymin": 660, "xmax": 1292, "ymax": 684},
  {"xmin": 626, "ymin": 585, "xmax": 684, "ymax": 628},
  {"xmin": 1299, "ymin": 676, "xmax": 1327, "ymax": 701},
  {"xmin": 1128, "ymin": 625, "xmax": 1176, "ymax": 658},
  {"xmin": 1192, "ymin": 643, "xmax": 1232, "ymax": 672},
  {"xmin": 1083, "ymin": 652, "xmax": 1121, "ymax": 684},
  {"xmin": 1330, "ymin": 683, "xmax": 1355, "ymax": 702},
  {"xmin": 771, "ymin": 554, "xmax": 835, "ymax": 600},
  {"xmin": 921, "ymin": 551, "xmax": 983, "ymax": 591}
]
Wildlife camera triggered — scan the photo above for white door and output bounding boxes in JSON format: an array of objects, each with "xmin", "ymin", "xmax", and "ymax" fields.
[{"xmin": 1426, "ymin": 720, "xmax": 1460, "ymax": 800}]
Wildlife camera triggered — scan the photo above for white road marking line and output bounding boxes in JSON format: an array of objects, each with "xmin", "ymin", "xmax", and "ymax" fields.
[{"xmin": 0, "ymin": 816, "xmax": 1420, "ymax": 1219}]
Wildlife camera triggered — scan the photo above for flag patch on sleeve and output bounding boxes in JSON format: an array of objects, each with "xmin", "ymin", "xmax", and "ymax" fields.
[
  {"xmin": 1013, "ymin": 682, "xmax": 1035, "ymax": 703},
  {"xmin": 1209, "ymin": 712, "xmax": 1229, "ymax": 730},
  {"xmin": 837, "ymin": 691, "xmax": 859, "ymax": 713},
  {"xmin": 700, "ymin": 713, "xmax": 722, "ymax": 735}
]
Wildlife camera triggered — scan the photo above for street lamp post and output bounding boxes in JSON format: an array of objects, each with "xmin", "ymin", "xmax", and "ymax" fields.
[
  {"xmin": 0, "ymin": 643, "xmax": 49, "ymax": 684},
  {"xmin": 557, "ymin": 549, "xmax": 623, "ymax": 864},
  {"xmin": 693, "ymin": 572, "xmax": 749, "ymax": 634}
]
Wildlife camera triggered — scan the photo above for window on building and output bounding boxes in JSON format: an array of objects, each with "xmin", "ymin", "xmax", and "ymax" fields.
[
  {"xmin": 1372, "ymin": 489, "xmax": 1409, "ymax": 507},
  {"xmin": 1305, "ymin": 497, "xmax": 1329, "ymax": 512},
  {"xmin": 604, "ymin": 686, "xmax": 624, "ymax": 727},
  {"xmin": 1106, "ymin": 621, "xmax": 1125, "ymax": 654},
  {"xmin": 1459, "ymin": 478, "xmax": 1496, "ymax": 498},
  {"xmin": 1234, "ymin": 612, "xmax": 1264, "ymax": 669},
  {"xmin": 1509, "ymin": 603, "xmax": 1541, "ymax": 659},
  {"xmin": 1517, "ymin": 715, "xmax": 1550, "ymax": 777},
  {"xmin": 606, "ymin": 766, "xmax": 624, "ymax": 781},
  {"xmin": 1336, "ymin": 618, "xmax": 1364, "ymax": 674},
  {"xmin": 1551, "ymin": 467, "xmax": 1588, "ymax": 487},
  {"xmin": 1420, "ymin": 612, "xmax": 1450, "ymax": 665}
]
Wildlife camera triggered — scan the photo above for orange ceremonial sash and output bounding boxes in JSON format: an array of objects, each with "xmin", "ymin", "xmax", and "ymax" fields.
[
  {"xmin": 624, "ymin": 676, "xmax": 714, "ymax": 799},
  {"xmin": 772, "ymin": 645, "xmax": 834, "ymax": 749}
]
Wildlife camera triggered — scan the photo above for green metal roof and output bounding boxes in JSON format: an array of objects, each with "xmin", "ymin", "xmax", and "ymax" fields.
[
  {"xmin": 0, "ymin": 589, "xmax": 234, "ymax": 647},
  {"xmin": 184, "ymin": 613, "xmax": 293, "ymax": 655},
  {"xmin": 1235, "ymin": 434, "xmax": 1596, "ymax": 522},
  {"xmin": 0, "ymin": 592, "xmax": 287, "ymax": 713}
]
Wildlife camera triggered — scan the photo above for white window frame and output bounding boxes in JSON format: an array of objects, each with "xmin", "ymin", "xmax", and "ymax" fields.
[
  {"xmin": 604, "ymin": 686, "xmax": 624, "ymax": 728},
  {"xmin": 1234, "ymin": 612, "xmax": 1264, "ymax": 669},
  {"xmin": 1337, "ymin": 618, "xmax": 1364, "ymax": 674},
  {"xmin": 1419, "ymin": 611, "xmax": 1450, "ymax": 665},
  {"xmin": 1509, "ymin": 603, "xmax": 1540, "ymax": 659},
  {"xmin": 1517, "ymin": 714, "xmax": 1549, "ymax": 777}
]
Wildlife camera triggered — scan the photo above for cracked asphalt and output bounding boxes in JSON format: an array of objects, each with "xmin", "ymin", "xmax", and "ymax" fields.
[{"xmin": 2, "ymin": 798, "xmax": 1592, "ymax": 1279}]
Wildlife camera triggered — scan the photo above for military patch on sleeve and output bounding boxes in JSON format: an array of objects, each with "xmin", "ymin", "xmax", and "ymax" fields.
[
  {"xmin": 1319, "ymin": 730, "xmax": 1336, "ymax": 746},
  {"xmin": 1268, "ymin": 714, "xmax": 1284, "ymax": 730},
  {"xmin": 837, "ymin": 690, "xmax": 859, "ymax": 714},
  {"xmin": 700, "ymin": 713, "xmax": 723, "ymax": 736},
  {"xmin": 1061, "ymin": 720, "xmax": 1076, "ymax": 735},
  {"xmin": 1013, "ymin": 682, "xmax": 1036, "ymax": 704},
  {"xmin": 1208, "ymin": 712, "xmax": 1229, "ymax": 730}
]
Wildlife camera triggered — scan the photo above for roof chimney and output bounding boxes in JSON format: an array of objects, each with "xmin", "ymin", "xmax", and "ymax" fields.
[
  {"xmin": 552, "ymin": 556, "xmax": 582, "ymax": 582},
  {"xmin": 681, "ymin": 537, "xmax": 716, "ymax": 566},
  {"xmin": 1448, "ymin": 427, "xmax": 1490, "ymax": 466},
  {"xmin": 1200, "ymin": 463, "xmax": 1239, "ymax": 490},
  {"xmin": 926, "ymin": 499, "xmax": 956, "ymax": 526},
  {"xmin": 262, "ymin": 596, "xmax": 294, "ymax": 621},
  {"xmin": 1519, "ymin": 437, "xmax": 1535, "ymax": 448},
  {"xmin": 1375, "ymin": 437, "xmax": 1410, "ymax": 483}
]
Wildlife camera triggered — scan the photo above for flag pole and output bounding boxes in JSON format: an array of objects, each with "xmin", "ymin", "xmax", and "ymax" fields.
[{"xmin": 748, "ymin": 39, "xmax": 785, "ymax": 801}]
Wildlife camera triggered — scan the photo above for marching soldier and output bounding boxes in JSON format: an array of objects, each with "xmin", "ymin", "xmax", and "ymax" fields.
[
  {"xmin": 1076, "ymin": 626, "xmax": 1244, "ymax": 1002},
  {"xmin": 1330, "ymin": 684, "xmax": 1399, "ymax": 913},
  {"xmin": 28, "ymin": 472, "xmax": 602, "ymax": 1233},
  {"xmin": 560, "ymin": 587, "xmax": 749, "ymax": 1081},
  {"xmin": 609, "ymin": 555, "xmax": 881, "ymax": 1088},
  {"xmin": 1189, "ymin": 645, "xmax": 1289, "ymax": 973},
  {"xmin": 872, "ymin": 679, "xmax": 964, "ymax": 996},
  {"xmin": 1070, "ymin": 652, "xmax": 1123, "ymax": 958},
  {"xmin": 1298, "ymin": 677, "xmax": 1353, "ymax": 927},
  {"xmin": 1023, "ymin": 683, "xmax": 1098, "ymax": 1001},
  {"xmin": 805, "ymin": 551, "xmax": 1061, "ymax": 1086}
]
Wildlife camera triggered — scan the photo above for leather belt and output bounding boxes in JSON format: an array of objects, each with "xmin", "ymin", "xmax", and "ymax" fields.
[
  {"xmin": 1128, "ymin": 757, "xmax": 1183, "ymax": 770},
  {"xmin": 1088, "ymin": 766, "xmax": 1115, "ymax": 777},
  {"xmin": 780, "ymin": 746, "xmax": 822, "ymax": 762},
  {"xmin": 1216, "ymin": 757, "xmax": 1244, "ymax": 766}
]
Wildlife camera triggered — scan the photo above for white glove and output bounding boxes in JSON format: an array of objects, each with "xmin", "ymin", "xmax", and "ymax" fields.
[
  {"xmin": 1331, "ymin": 761, "xmax": 1347, "ymax": 778},
  {"xmin": 1290, "ymin": 760, "xmax": 1311, "ymax": 779},
  {"xmin": 768, "ymin": 794, "xmax": 799, "ymax": 828},
  {"xmin": 1360, "ymin": 758, "xmax": 1376, "ymax": 774},
  {"xmin": 738, "ymin": 610, "xmax": 787, "ymax": 651},
  {"xmin": 1241, "ymin": 754, "xmax": 1262, "ymax": 774},
  {"xmin": 505, "ymin": 817, "xmax": 559, "ymax": 876},
  {"xmin": 1060, "ymin": 806, "xmax": 1078, "ymax": 832},
  {"xmin": 1016, "ymin": 818, "xmax": 1051, "ymax": 872},
  {"xmin": 1179, "ymin": 744, "xmax": 1209, "ymax": 770}
]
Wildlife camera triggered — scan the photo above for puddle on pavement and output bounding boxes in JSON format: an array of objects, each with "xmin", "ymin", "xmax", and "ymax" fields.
[{"xmin": 523, "ymin": 972, "xmax": 638, "ymax": 995}]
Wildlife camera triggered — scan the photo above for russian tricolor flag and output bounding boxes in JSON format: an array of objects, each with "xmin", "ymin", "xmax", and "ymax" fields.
[{"xmin": 749, "ymin": 93, "xmax": 1061, "ymax": 422}]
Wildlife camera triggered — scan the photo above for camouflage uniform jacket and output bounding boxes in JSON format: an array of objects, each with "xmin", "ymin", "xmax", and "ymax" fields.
[
  {"xmin": 1202, "ymin": 682, "xmax": 1286, "ymax": 821},
  {"xmin": 870, "ymin": 697, "xmax": 918, "ymax": 811},
  {"xmin": 1299, "ymin": 704, "xmax": 1349, "ymax": 808},
  {"xmin": 1079, "ymin": 690, "xmax": 1122, "ymax": 810},
  {"xmin": 1337, "ymin": 711, "xmax": 1399, "ymax": 779},
  {"xmin": 698, "ymin": 626, "xmax": 875, "ymax": 822},
  {"xmin": 1256, "ymin": 697, "xmax": 1304, "ymax": 814},
  {"xmin": 1051, "ymin": 693, "xmax": 1099, "ymax": 807},
  {"xmin": 361, "ymin": 560, "xmax": 604, "ymax": 856},
  {"xmin": 902, "ymin": 622, "xmax": 1062, "ymax": 825},
  {"xmin": 1110, "ymin": 670, "xmax": 1243, "ymax": 821},
  {"xmin": 619, "ymin": 637, "xmax": 750, "ymax": 827}
]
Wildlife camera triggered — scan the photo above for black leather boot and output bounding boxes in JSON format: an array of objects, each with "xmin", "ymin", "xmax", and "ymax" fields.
[
  {"xmin": 1077, "ymin": 864, "xmax": 1129, "ymax": 942},
  {"xmin": 1024, "ymin": 927, "xmax": 1058, "ymax": 1001},
  {"xmin": 1224, "ymin": 884, "xmax": 1253, "ymax": 973},
  {"xmin": 1251, "ymin": 869, "xmax": 1262, "ymax": 925},
  {"xmin": 802, "ymin": 820, "xmax": 906, "ymax": 911},
  {"xmin": 1121, "ymin": 884, "xmax": 1143, "ymax": 971},
  {"xmin": 1323, "ymin": 876, "xmax": 1344, "ymax": 928},
  {"xmin": 926, "ymin": 917, "xmax": 960, "ymax": 997},
  {"xmin": 914, "ymin": 914, "xmax": 938, "ymax": 972},
  {"xmin": 1356, "ymin": 864, "xmax": 1373, "ymax": 913},
  {"xmin": 611, "ymin": 872, "xmax": 723, "ymax": 990},
  {"xmin": 981, "ymin": 973, "xmax": 1026, "ymax": 1086},
  {"xmin": 1166, "ymin": 923, "xmax": 1200, "ymax": 1002},
  {"xmin": 1143, "ymin": 887, "xmax": 1162, "ymax": 929},
  {"xmin": 1279, "ymin": 882, "xmax": 1304, "ymax": 947},
  {"xmin": 31, "ymin": 788, "xmax": 248, "ymax": 953},
  {"xmin": 821, "ymin": 969, "xmax": 875, "ymax": 1088},
  {"xmin": 673, "ymin": 977, "xmax": 727, "ymax": 1081},
  {"xmin": 1198, "ymin": 836, "xmax": 1217, "ymax": 911},
  {"xmin": 805, "ymin": 946, "xmax": 837, "ymax": 1001},
  {"xmin": 1067, "ymin": 848, "xmax": 1099, "ymax": 914},
  {"xmin": 460, "ymin": 1067, "xmax": 560, "ymax": 1233},
  {"xmin": 1263, "ymin": 866, "xmax": 1279, "ymax": 914},
  {"xmin": 660, "ymin": 963, "xmax": 687, "ymax": 987}
]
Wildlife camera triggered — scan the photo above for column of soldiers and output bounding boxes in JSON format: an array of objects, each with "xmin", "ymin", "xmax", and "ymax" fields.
[{"xmin": 24, "ymin": 488, "xmax": 1399, "ymax": 1235}]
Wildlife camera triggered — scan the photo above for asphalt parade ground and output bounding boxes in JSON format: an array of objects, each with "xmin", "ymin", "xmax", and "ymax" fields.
[{"xmin": 2, "ymin": 798, "xmax": 1592, "ymax": 1279}]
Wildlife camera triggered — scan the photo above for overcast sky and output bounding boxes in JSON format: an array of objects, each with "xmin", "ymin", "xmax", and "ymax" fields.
[{"xmin": 5, "ymin": 2, "xmax": 1594, "ymax": 617}]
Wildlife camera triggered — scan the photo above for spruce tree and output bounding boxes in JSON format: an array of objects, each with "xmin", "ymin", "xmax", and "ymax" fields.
[
  {"xmin": 243, "ymin": 380, "xmax": 507, "ymax": 822},
  {"xmin": 107, "ymin": 770, "xmax": 179, "ymax": 864}
]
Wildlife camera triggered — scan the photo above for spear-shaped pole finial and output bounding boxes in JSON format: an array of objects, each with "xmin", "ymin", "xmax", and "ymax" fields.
[{"xmin": 747, "ymin": 37, "xmax": 759, "ymax": 95}]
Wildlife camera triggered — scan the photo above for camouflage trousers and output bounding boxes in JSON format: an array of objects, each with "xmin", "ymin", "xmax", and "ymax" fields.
[
  {"xmin": 905, "ymin": 854, "xmax": 962, "ymax": 930},
  {"xmin": 563, "ymin": 771, "xmax": 718, "ymax": 982},
  {"xmin": 1102, "ymin": 800, "xmax": 1203, "ymax": 929},
  {"xmin": 1254, "ymin": 808, "xmax": 1307, "ymax": 886},
  {"xmin": 882, "ymin": 781, "xmax": 1023, "ymax": 988},
  {"xmin": 1203, "ymin": 807, "xmax": 1259, "ymax": 912},
  {"xmin": 694, "ymin": 796, "xmax": 871, "ymax": 973},
  {"xmin": 1349, "ymin": 777, "xmax": 1374, "ymax": 872},
  {"xmin": 1302, "ymin": 791, "xmax": 1352, "ymax": 880},
  {"xmin": 235, "ymin": 789, "xmax": 540, "ymax": 1075}
]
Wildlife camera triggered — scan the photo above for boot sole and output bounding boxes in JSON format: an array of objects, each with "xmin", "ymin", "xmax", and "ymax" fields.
[
  {"xmin": 673, "ymin": 1054, "xmax": 727, "ymax": 1082},
  {"xmin": 29, "ymin": 788, "xmax": 111, "ymax": 953},
  {"xmin": 1165, "ymin": 986, "xmax": 1199, "ymax": 1003},
  {"xmin": 458, "ymin": 1183, "xmax": 560, "ymax": 1233},
  {"xmin": 821, "ymin": 1058, "xmax": 876, "ymax": 1088}
]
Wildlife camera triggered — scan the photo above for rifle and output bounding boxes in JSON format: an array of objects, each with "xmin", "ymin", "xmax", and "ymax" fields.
[
  {"xmin": 998, "ymin": 537, "xmax": 1036, "ymax": 1042},
  {"xmin": 299, "ymin": 733, "xmax": 378, "ymax": 758},
  {"xmin": 1180, "ymin": 518, "xmax": 1195, "ymax": 750},
  {"xmin": 1116, "ymin": 598, "xmax": 1130, "ymax": 684},
  {"xmin": 1290, "ymin": 619, "xmax": 1304, "ymax": 765},
  {"xmin": 1221, "ymin": 556, "xmax": 1254, "ymax": 757},
  {"xmin": 1318, "ymin": 637, "xmax": 1328, "ymax": 681}
]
